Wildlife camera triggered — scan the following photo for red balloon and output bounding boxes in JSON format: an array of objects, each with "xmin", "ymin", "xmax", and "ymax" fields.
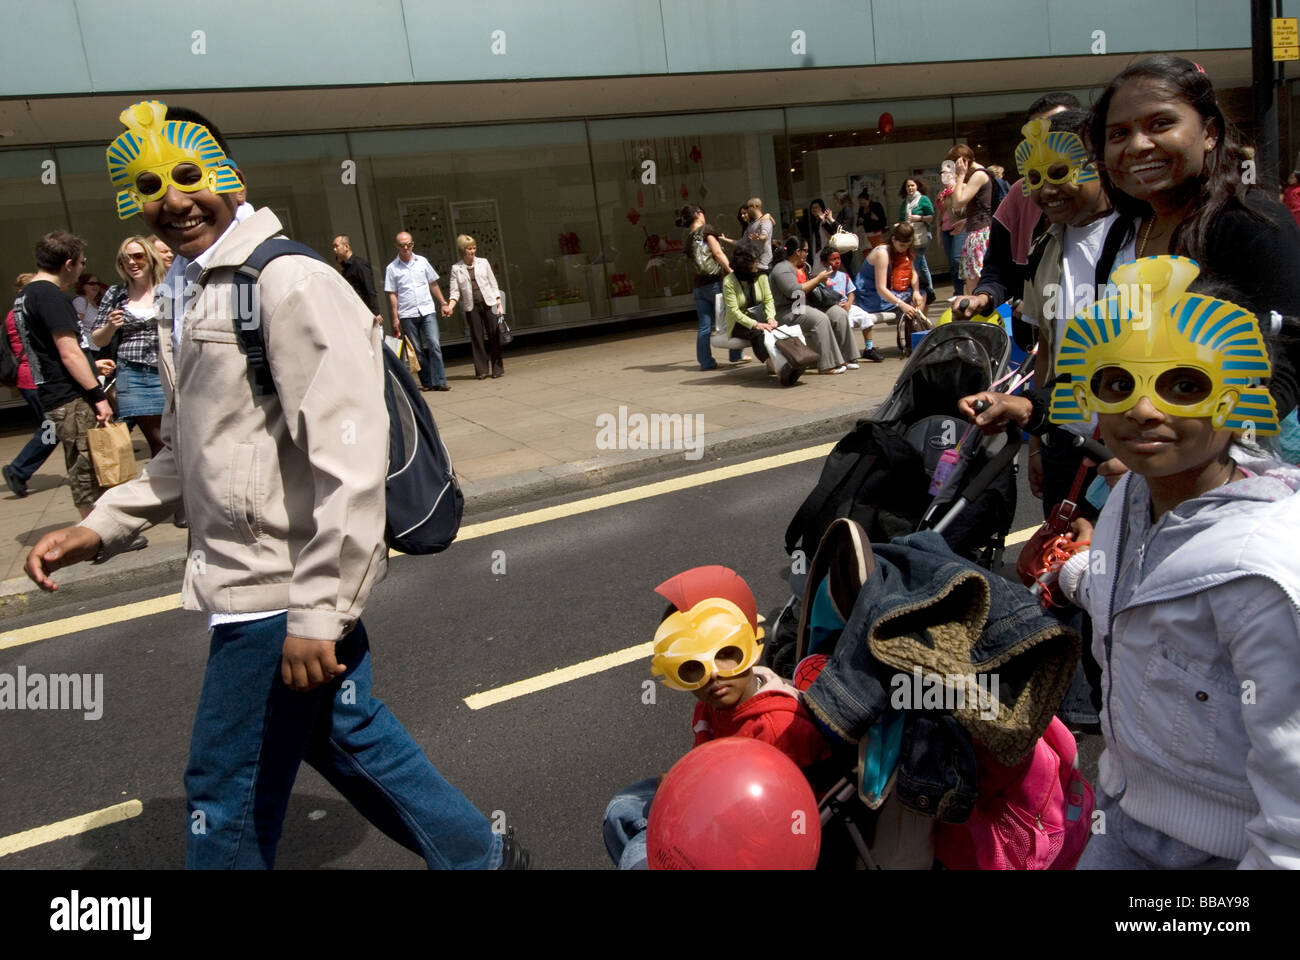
[
  {"xmin": 647, "ymin": 738, "xmax": 821, "ymax": 870},
  {"xmin": 878, "ymin": 112, "xmax": 894, "ymax": 136}
]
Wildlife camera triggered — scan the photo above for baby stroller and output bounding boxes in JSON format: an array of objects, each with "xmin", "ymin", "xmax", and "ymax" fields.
[
  {"xmin": 768, "ymin": 325, "xmax": 1089, "ymax": 868},
  {"xmin": 771, "ymin": 322, "xmax": 1026, "ymax": 682},
  {"xmin": 784, "ymin": 321, "xmax": 1022, "ymax": 580}
]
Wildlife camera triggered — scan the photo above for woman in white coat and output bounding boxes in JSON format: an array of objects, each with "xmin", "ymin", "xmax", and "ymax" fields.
[{"xmin": 445, "ymin": 234, "xmax": 505, "ymax": 379}]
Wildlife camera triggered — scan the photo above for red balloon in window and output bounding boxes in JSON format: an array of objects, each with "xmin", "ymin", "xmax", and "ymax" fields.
[
  {"xmin": 680, "ymin": 184, "xmax": 689, "ymax": 200},
  {"xmin": 626, "ymin": 208, "xmax": 641, "ymax": 225},
  {"xmin": 878, "ymin": 112, "xmax": 894, "ymax": 136}
]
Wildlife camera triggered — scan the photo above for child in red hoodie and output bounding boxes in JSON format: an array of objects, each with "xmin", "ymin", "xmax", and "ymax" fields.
[{"xmin": 602, "ymin": 566, "xmax": 829, "ymax": 869}]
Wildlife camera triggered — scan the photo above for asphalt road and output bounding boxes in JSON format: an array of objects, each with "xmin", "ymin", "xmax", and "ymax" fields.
[{"xmin": 0, "ymin": 434, "xmax": 1099, "ymax": 870}]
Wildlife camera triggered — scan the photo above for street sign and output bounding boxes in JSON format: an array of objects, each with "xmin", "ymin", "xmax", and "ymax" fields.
[{"xmin": 1274, "ymin": 17, "xmax": 1299, "ymax": 61}]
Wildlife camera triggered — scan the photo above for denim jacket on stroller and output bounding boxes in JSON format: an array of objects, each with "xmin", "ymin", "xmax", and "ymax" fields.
[{"xmin": 800, "ymin": 524, "xmax": 1080, "ymax": 827}]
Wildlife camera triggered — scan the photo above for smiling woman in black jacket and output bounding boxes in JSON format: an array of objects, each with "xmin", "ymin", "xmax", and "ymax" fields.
[{"xmin": 1088, "ymin": 55, "xmax": 1300, "ymax": 415}]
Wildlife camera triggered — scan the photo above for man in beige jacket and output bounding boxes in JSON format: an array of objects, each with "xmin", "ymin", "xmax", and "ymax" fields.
[{"xmin": 26, "ymin": 101, "xmax": 527, "ymax": 869}]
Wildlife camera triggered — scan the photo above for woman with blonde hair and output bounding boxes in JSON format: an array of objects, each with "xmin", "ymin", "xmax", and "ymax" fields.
[
  {"xmin": 445, "ymin": 233, "xmax": 505, "ymax": 379},
  {"xmin": 92, "ymin": 236, "xmax": 168, "ymax": 455}
]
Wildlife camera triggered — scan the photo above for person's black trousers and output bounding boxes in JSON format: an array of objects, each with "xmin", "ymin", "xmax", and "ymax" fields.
[{"xmin": 466, "ymin": 301, "xmax": 504, "ymax": 378}]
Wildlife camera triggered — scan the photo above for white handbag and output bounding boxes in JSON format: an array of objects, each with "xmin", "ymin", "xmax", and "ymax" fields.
[{"xmin": 829, "ymin": 225, "xmax": 860, "ymax": 254}]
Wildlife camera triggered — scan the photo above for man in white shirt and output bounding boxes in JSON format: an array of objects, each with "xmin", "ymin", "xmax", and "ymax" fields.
[{"xmin": 384, "ymin": 232, "xmax": 450, "ymax": 391}]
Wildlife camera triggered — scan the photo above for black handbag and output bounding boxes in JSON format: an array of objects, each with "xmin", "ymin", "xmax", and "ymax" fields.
[
  {"xmin": 497, "ymin": 315, "xmax": 513, "ymax": 347},
  {"xmin": 807, "ymin": 283, "xmax": 841, "ymax": 311}
]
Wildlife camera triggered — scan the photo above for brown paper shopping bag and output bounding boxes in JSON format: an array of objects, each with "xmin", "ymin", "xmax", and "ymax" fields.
[{"xmin": 88, "ymin": 421, "xmax": 140, "ymax": 487}]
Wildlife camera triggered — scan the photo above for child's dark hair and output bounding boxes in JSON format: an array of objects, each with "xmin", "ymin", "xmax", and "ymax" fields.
[
  {"xmin": 1086, "ymin": 55, "xmax": 1273, "ymax": 263},
  {"xmin": 1048, "ymin": 109, "xmax": 1090, "ymax": 139},
  {"xmin": 1189, "ymin": 273, "xmax": 1300, "ymax": 427},
  {"xmin": 1028, "ymin": 91, "xmax": 1081, "ymax": 119},
  {"xmin": 164, "ymin": 105, "xmax": 233, "ymax": 158}
]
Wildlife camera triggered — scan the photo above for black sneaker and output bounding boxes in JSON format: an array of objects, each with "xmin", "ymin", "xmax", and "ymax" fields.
[
  {"xmin": 2, "ymin": 464, "xmax": 27, "ymax": 498},
  {"xmin": 498, "ymin": 826, "xmax": 533, "ymax": 870},
  {"xmin": 92, "ymin": 535, "xmax": 149, "ymax": 565},
  {"xmin": 861, "ymin": 348, "xmax": 885, "ymax": 363}
]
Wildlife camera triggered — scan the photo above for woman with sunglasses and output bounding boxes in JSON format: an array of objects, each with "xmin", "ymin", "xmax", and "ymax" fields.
[
  {"xmin": 1089, "ymin": 54, "xmax": 1300, "ymax": 417},
  {"xmin": 91, "ymin": 237, "xmax": 168, "ymax": 457},
  {"xmin": 772, "ymin": 237, "xmax": 856, "ymax": 374}
]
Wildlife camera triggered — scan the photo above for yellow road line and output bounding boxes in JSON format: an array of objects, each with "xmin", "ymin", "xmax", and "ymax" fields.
[
  {"xmin": 465, "ymin": 641, "xmax": 655, "ymax": 710},
  {"xmin": 1, "ymin": 593, "xmax": 182, "ymax": 651},
  {"xmin": 3, "ymin": 443, "xmax": 1039, "ymax": 657},
  {"xmin": 463, "ymin": 521, "xmax": 1046, "ymax": 709},
  {"xmin": 4, "ymin": 443, "xmax": 834, "ymax": 650},
  {"xmin": 1004, "ymin": 524, "xmax": 1039, "ymax": 547},
  {"xmin": 408, "ymin": 441, "xmax": 836, "ymax": 549},
  {"xmin": 0, "ymin": 799, "xmax": 143, "ymax": 858}
]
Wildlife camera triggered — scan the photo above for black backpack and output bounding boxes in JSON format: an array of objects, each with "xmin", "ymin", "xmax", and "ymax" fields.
[
  {"xmin": 228, "ymin": 237, "xmax": 463, "ymax": 554},
  {"xmin": 990, "ymin": 176, "xmax": 1010, "ymax": 216},
  {"xmin": 784, "ymin": 420, "xmax": 934, "ymax": 560}
]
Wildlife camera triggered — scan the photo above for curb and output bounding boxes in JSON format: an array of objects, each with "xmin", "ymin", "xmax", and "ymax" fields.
[{"xmin": 0, "ymin": 398, "xmax": 879, "ymax": 624}]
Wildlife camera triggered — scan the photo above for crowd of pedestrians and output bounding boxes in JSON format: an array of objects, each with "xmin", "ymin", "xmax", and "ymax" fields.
[{"xmin": 4, "ymin": 52, "xmax": 1300, "ymax": 871}]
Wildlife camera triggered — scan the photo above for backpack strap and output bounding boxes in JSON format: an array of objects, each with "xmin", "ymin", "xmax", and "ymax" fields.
[
  {"xmin": 227, "ymin": 237, "xmax": 327, "ymax": 398},
  {"xmin": 1094, "ymin": 216, "xmax": 1133, "ymax": 289}
]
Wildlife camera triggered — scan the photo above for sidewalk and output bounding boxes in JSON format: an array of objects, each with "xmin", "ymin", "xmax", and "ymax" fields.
[{"xmin": 0, "ymin": 284, "xmax": 957, "ymax": 617}]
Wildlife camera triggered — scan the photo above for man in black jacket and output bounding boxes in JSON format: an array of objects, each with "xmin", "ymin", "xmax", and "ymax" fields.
[{"xmin": 332, "ymin": 235, "xmax": 382, "ymax": 326}]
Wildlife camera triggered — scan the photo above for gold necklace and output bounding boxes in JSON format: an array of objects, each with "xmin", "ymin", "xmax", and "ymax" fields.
[{"xmin": 1137, "ymin": 215, "xmax": 1154, "ymax": 257}]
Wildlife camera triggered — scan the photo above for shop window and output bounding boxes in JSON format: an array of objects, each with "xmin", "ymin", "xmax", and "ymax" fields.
[
  {"xmin": 587, "ymin": 111, "xmax": 784, "ymax": 318},
  {"xmin": 352, "ymin": 122, "xmax": 601, "ymax": 339}
]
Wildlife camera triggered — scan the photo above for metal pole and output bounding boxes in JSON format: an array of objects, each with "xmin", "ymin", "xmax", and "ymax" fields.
[{"xmin": 1252, "ymin": 0, "xmax": 1279, "ymax": 183}]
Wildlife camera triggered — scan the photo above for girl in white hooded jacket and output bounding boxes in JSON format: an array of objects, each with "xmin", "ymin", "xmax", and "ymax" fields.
[{"xmin": 963, "ymin": 257, "xmax": 1300, "ymax": 869}]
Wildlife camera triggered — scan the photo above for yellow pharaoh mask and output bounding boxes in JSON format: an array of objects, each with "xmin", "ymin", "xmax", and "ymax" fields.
[
  {"xmin": 651, "ymin": 597, "xmax": 764, "ymax": 692},
  {"xmin": 1050, "ymin": 256, "xmax": 1278, "ymax": 434},
  {"xmin": 1014, "ymin": 117, "xmax": 1098, "ymax": 195},
  {"xmin": 106, "ymin": 100, "xmax": 243, "ymax": 220}
]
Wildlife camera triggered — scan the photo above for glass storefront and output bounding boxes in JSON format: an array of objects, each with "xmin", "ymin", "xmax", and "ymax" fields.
[{"xmin": 8, "ymin": 80, "xmax": 1268, "ymax": 365}]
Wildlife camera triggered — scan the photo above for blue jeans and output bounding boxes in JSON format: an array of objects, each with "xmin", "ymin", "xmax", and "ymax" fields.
[
  {"xmin": 603, "ymin": 777, "xmax": 657, "ymax": 869},
  {"xmin": 1076, "ymin": 790, "xmax": 1236, "ymax": 869},
  {"xmin": 913, "ymin": 247, "xmax": 933, "ymax": 300},
  {"xmin": 940, "ymin": 231, "xmax": 966, "ymax": 283},
  {"xmin": 694, "ymin": 280, "xmax": 741, "ymax": 369},
  {"xmin": 405, "ymin": 313, "xmax": 447, "ymax": 388},
  {"xmin": 6, "ymin": 388, "xmax": 55, "ymax": 483},
  {"xmin": 184, "ymin": 614, "xmax": 500, "ymax": 869}
]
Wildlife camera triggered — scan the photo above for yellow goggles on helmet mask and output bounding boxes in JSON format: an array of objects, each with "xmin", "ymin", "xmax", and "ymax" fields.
[
  {"xmin": 651, "ymin": 598, "xmax": 764, "ymax": 692},
  {"xmin": 106, "ymin": 100, "xmax": 243, "ymax": 220}
]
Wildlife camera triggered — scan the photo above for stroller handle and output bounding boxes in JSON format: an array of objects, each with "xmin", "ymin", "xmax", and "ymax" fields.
[
  {"xmin": 928, "ymin": 427, "xmax": 1022, "ymax": 536},
  {"xmin": 1043, "ymin": 427, "xmax": 1112, "ymax": 466}
]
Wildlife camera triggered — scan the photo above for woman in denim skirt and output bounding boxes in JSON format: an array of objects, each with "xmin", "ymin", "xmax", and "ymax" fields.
[{"xmin": 92, "ymin": 236, "xmax": 168, "ymax": 456}]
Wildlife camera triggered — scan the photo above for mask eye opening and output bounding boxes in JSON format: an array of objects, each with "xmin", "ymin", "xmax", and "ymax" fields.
[{"xmin": 677, "ymin": 660, "xmax": 706, "ymax": 685}]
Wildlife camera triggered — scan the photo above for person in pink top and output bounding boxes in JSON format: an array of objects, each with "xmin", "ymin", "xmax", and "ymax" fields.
[
  {"xmin": 3, "ymin": 272, "xmax": 58, "ymax": 498},
  {"xmin": 1282, "ymin": 171, "xmax": 1300, "ymax": 230}
]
